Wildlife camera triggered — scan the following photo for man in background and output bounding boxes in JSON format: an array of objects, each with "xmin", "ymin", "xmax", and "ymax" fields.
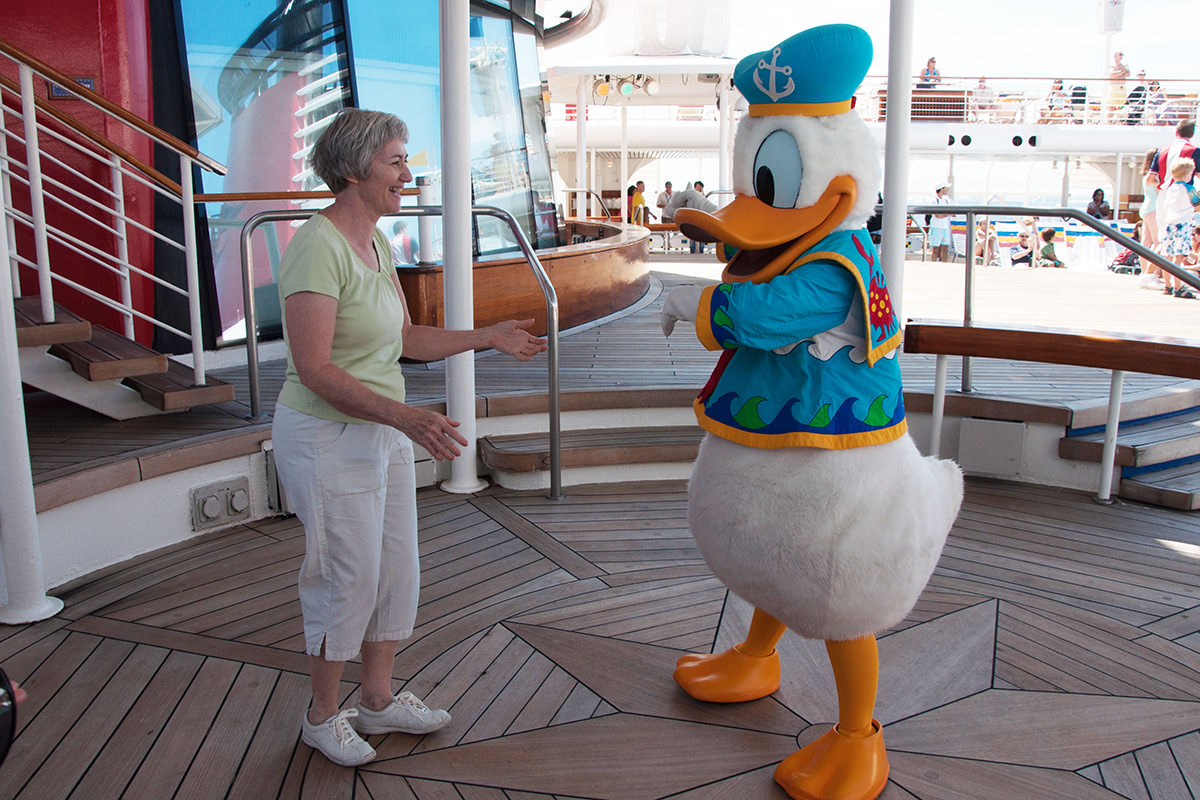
[{"xmin": 656, "ymin": 181, "xmax": 673, "ymax": 213}]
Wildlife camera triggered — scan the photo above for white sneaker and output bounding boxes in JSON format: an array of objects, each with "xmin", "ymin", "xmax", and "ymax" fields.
[
  {"xmin": 301, "ymin": 708, "xmax": 376, "ymax": 766},
  {"xmin": 355, "ymin": 691, "xmax": 452, "ymax": 735},
  {"xmin": 1137, "ymin": 273, "xmax": 1163, "ymax": 289}
]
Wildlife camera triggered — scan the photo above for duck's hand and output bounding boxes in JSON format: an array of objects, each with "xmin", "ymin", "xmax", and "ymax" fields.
[{"xmin": 661, "ymin": 285, "xmax": 704, "ymax": 337}]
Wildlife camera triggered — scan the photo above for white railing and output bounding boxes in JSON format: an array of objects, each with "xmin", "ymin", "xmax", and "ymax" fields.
[
  {"xmin": 550, "ymin": 74, "xmax": 1200, "ymax": 129},
  {"xmin": 0, "ymin": 39, "xmax": 227, "ymax": 385}
]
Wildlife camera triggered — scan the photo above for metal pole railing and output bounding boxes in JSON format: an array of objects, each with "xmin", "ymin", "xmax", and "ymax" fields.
[
  {"xmin": 561, "ymin": 187, "xmax": 611, "ymax": 220},
  {"xmin": 19, "ymin": 65, "xmax": 53, "ymax": 323},
  {"xmin": 110, "ymin": 155, "xmax": 133, "ymax": 339},
  {"xmin": 902, "ymin": 203, "xmax": 1185, "ymax": 503},
  {"xmin": 179, "ymin": 154, "xmax": 205, "ymax": 385},
  {"xmin": 239, "ymin": 204, "xmax": 563, "ymax": 498}
]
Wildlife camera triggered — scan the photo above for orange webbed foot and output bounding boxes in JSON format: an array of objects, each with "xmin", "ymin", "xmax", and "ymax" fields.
[
  {"xmin": 773, "ymin": 720, "xmax": 888, "ymax": 800},
  {"xmin": 672, "ymin": 645, "xmax": 781, "ymax": 703}
]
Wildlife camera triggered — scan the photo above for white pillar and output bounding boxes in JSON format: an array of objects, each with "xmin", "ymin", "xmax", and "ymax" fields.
[
  {"xmin": 1061, "ymin": 155, "xmax": 1071, "ymax": 206},
  {"xmin": 880, "ymin": 0, "xmax": 915, "ymax": 318},
  {"xmin": 417, "ymin": 177, "xmax": 436, "ymax": 264},
  {"xmin": 1113, "ymin": 153, "xmax": 1123, "ymax": 221},
  {"xmin": 439, "ymin": 0, "xmax": 486, "ymax": 493},
  {"xmin": 575, "ymin": 76, "xmax": 587, "ymax": 218},
  {"xmin": 619, "ymin": 103, "xmax": 628, "ymax": 220},
  {"xmin": 718, "ymin": 85, "xmax": 732, "ymax": 201},
  {"xmin": 0, "ymin": 206, "xmax": 63, "ymax": 624},
  {"xmin": 589, "ymin": 149, "xmax": 598, "ymax": 217}
]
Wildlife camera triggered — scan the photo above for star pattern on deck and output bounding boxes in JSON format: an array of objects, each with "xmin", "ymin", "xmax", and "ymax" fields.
[{"xmin": 356, "ymin": 593, "xmax": 1200, "ymax": 799}]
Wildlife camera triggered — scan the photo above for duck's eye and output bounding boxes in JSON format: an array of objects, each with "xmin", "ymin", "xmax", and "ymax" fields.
[{"xmin": 753, "ymin": 130, "xmax": 802, "ymax": 209}]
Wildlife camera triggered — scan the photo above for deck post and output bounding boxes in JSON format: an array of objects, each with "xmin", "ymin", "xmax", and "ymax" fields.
[
  {"xmin": 1094, "ymin": 369, "xmax": 1125, "ymax": 504},
  {"xmin": 439, "ymin": 0, "xmax": 487, "ymax": 494},
  {"xmin": 880, "ymin": 0, "xmax": 914, "ymax": 317},
  {"xmin": 0, "ymin": 206, "xmax": 63, "ymax": 624},
  {"xmin": 930, "ymin": 353, "xmax": 949, "ymax": 457}
]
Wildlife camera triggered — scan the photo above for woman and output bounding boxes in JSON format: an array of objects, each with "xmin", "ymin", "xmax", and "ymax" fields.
[
  {"xmin": 1086, "ymin": 188, "xmax": 1113, "ymax": 220},
  {"xmin": 916, "ymin": 56, "xmax": 940, "ymax": 89},
  {"xmin": 272, "ymin": 108, "xmax": 546, "ymax": 767},
  {"xmin": 1138, "ymin": 149, "xmax": 1163, "ymax": 289}
]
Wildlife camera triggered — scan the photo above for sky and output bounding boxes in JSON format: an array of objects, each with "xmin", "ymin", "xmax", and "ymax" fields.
[{"xmin": 724, "ymin": 0, "xmax": 1195, "ymax": 82}]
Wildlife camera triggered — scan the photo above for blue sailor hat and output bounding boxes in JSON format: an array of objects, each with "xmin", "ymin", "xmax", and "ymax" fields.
[{"xmin": 733, "ymin": 24, "xmax": 872, "ymax": 118}]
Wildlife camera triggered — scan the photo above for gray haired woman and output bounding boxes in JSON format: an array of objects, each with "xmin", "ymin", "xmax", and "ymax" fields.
[{"xmin": 272, "ymin": 108, "xmax": 545, "ymax": 766}]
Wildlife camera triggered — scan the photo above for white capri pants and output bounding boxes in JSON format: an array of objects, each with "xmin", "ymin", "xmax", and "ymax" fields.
[{"xmin": 272, "ymin": 403, "xmax": 420, "ymax": 661}]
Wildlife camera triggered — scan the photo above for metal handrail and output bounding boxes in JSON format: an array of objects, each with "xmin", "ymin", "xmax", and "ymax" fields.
[
  {"xmin": 239, "ymin": 204, "xmax": 563, "ymax": 498},
  {"xmin": 561, "ymin": 187, "xmax": 612, "ymax": 220},
  {"xmin": 903, "ymin": 202, "xmax": 1198, "ymax": 505}
]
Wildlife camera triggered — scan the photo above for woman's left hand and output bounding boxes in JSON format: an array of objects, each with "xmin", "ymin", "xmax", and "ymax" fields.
[{"xmin": 487, "ymin": 319, "xmax": 548, "ymax": 361}]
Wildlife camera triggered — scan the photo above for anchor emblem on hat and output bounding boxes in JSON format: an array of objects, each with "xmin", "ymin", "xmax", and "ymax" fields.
[{"xmin": 753, "ymin": 47, "xmax": 795, "ymax": 102}]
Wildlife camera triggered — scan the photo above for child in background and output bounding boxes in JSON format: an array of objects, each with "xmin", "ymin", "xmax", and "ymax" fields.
[
  {"xmin": 1036, "ymin": 227, "xmax": 1064, "ymax": 268},
  {"xmin": 1160, "ymin": 156, "xmax": 1198, "ymax": 298}
]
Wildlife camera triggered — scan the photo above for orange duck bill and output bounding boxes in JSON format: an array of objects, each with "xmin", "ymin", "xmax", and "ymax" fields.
[{"xmin": 674, "ymin": 175, "xmax": 858, "ymax": 284}]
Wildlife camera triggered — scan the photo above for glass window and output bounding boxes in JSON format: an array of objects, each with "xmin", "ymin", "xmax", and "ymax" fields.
[
  {"xmin": 176, "ymin": 0, "xmax": 555, "ymax": 343},
  {"xmin": 178, "ymin": 0, "xmax": 353, "ymax": 343}
]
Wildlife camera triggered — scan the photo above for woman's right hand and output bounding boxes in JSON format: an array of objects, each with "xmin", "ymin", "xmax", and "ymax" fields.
[{"xmin": 395, "ymin": 405, "xmax": 469, "ymax": 461}]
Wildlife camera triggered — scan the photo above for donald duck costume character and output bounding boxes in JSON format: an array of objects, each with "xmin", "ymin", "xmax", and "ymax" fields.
[{"xmin": 661, "ymin": 25, "xmax": 964, "ymax": 800}]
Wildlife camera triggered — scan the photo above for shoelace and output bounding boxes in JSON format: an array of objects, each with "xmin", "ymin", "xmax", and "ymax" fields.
[
  {"xmin": 394, "ymin": 692, "xmax": 432, "ymax": 714},
  {"xmin": 331, "ymin": 708, "xmax": 360, "ymax": 744}
]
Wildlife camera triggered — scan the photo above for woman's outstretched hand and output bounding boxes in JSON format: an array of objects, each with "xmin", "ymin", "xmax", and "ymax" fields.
[{"xmin": 488, "ymin": 319, "xmax": 548, "ymax": 361}]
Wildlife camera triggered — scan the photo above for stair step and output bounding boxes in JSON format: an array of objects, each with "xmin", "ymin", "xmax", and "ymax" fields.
[
  {"xmin": 1059, "ymin": 409, "xmax": 1200, "ymax": 467},
  {"xmin": 48, "ymin": 325, "xmax": 168, "ymax": 381},
  {"xmin": 1120, "ymin": 461, "xmax": 1200, "ymax": 511},
  {"xmin": 481, "ymin": 425, "xmax": 704, "ymax": 472},
  {"xmin": 14, "ymin": 296, "xmax": 91, "ymax": 347},
  {"xmin": 123, "ymin": 360, "xmax": 235, "ymax": 411}
]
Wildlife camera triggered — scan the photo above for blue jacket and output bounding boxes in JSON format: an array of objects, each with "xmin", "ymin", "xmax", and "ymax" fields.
[{"xmin": 694, "ymin": 229, "xmax": 905, "ymax": 449}]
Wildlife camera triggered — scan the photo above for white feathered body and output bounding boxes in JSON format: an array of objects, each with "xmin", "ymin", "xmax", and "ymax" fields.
[{"xmin": 688, "ymin": 433, "xmax": 963, "ymax": 642}]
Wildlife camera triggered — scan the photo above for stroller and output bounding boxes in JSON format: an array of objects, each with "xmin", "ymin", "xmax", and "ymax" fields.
[{"xmin": 1108, "ymin": 246, "xmax": 1141, "ymax": 275}]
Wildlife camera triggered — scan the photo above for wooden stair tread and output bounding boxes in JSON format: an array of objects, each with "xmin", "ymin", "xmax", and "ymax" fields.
[
  {"xmin": 1059, "ymin": 410, "xmax": 1200, "ymax": 467},
  {"xmin": 48, "ymin": 325, "xmax": 168, "ymax": 381},
  {"xmin": 1120, "ymin": 461, "xmax": 1200, "ymax": 511},
  {"xmin": 123, "ymin": 360, "xmax": 235, "ymax": 411},
  {"xmin": 14, "ymin": 296, "xmax": 91, "ymax": 347},
  {"xmin": 481, "ymin": 425, "xmax": 704, "ymax": 471}
]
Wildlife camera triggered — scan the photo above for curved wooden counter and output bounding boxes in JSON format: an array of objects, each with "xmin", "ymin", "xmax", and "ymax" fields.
[{"xmin": 397, "ymin": 220, "xmax": 651, "ymax": 335}]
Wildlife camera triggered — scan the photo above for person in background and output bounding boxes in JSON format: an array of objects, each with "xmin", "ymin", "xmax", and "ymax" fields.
[
  {"xmin": 389, "ymin": 219, "xmax": 418, "ymax": 265},
  {"xmin": 974, "ymin": 219, "xmax": 1000, "ymax": 265},
  {"xmin": 1124, "ymin": 71, "xmax": 1148, "ymax": 125},
  {"xmin": 1009, "ymin": 231, "xmax": 1035, "ymax": 267},
  {"xmin": 1087, "ymin": 188, "xmax": 1113, "ymax": 220},
  {"xmin": 969, "ymin": 77, "xmax": 997, "ymax": 122},
  {"xmin": 1037, "ymin": 227, "xmax": 1065, "ymax": 268},
  {"xmin": 1159, "ymin": 156, "xmax": 1198, "ymax": 298},
  {"xmin": 929, "ymin": 182, "xmax": 953, "ymax": 262},
  {"xmin": 1137, "ymin": 149, "xmax": 1164, "ymax": 290},
  {"xmin": 626, "ymin": 185, "xmax": 636, "ymax": 223},
  {"xmin": 916, "ymin": 56, "xmax": 940, "ymax": 89},
  {"xmin": 633, "ymin": 180, "xmax": 655, "ymax": 225},
  {"xmin": 1107, "ymin": 51, "xmax": 1130, "ymax": 120},
  {"xmin": 656, "ymin": 181, "xmax": 673, "ymax": 213},
  {"xmin": 272, "ymin": 108, "xmax": 546, "ymax": 768},
  {"xmin": 664, "ymin": 184, "xmax": 717, "ymax": 253},
  {"xmin": 1154, "ymin": 120, "xmax": 1199, "ymax": 188},
  {"xmin": 1040, "ymin": 79, "xmax": 1069, "ymax": 123}
]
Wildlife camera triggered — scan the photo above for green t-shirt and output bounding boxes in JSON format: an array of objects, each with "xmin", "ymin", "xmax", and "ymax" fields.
[{"xmin": 276, "ymin": 213, "xmax": 406, "ymax": 423}]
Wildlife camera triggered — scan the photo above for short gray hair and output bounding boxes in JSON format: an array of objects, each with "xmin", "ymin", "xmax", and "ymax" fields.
[{"xmin": 310, "ymin": 109, "xmax": 409, "ymax": 194}]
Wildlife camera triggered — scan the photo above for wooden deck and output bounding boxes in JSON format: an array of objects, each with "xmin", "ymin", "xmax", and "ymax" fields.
[
  {"xmin": 7, "ymin": 254, "xmax": 1200, "ymax": 798},
  {"xmin": 2, "ymin": 477, "xmax": 1199, "ymax": 799}
]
